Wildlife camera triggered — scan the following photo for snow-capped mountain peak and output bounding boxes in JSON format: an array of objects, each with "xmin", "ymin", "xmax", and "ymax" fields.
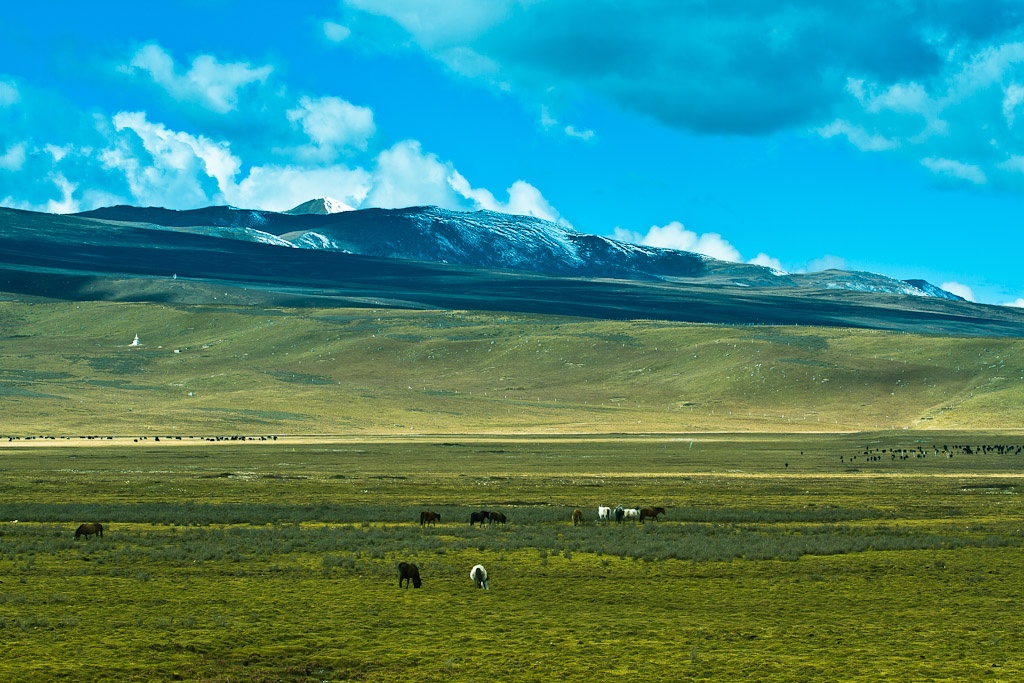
[{"xmin": 284, "ymin": 197, "xmax": 354, "ymax": 215}]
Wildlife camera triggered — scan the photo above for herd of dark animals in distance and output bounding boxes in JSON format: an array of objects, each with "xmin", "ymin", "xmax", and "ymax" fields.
[{"xmin": 11, "ymin": 435, "xmax": 1022, "ymax": 468}]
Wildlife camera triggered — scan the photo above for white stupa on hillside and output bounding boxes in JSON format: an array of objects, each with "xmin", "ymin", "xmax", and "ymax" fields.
[{"xmin": 129, "ymin": 334, "xmax": 140, "ymax": 347}]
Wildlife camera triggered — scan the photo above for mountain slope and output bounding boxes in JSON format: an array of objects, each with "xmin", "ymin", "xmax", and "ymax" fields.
[
  {"xmin": 75, "ymin": 203, "xmax": 954, "ymax": 298},
  {"xmin": 2, "ymin": 206, "xmax": 1022, "ymax": 336}
]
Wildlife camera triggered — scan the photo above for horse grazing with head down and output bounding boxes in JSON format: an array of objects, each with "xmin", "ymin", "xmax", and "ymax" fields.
[
  {"xmin": 639, "ymin": 506, "xmax": 666, "ymax": 523},
  {"xmin": 488, "ymin": 511, "xmax": 507, "ymax": 526},
  {"xmin": 572, "ymin": 508, "xmax": 583, "ymax": 526},
  {"xmin": 75, "ymin": 522, "xmax": 103, "ymax": 540},
  {"xmin": 470, "ymin": 564, "xmax": 489, "ymax": 590},
  {"xmin": 470, "ymin": 511, "xmax": 490, "ymax": 527},
  {"xmin": 420, "ymin": 511, "xmax": 441, "ymax": 527},
  {"xmin": 398, "ymin": 562, "xmax": 422, "ymax": 588}
]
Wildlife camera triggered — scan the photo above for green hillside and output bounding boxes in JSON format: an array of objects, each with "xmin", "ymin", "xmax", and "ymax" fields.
[{"xmin": 1, "ymin": 297, "xmax": 1021, "ymax": 436}]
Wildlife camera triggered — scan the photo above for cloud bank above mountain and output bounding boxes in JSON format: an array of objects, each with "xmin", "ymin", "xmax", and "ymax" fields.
[
  {"xmin": 0, "ymin": 42, "xmax": 563, "ymax": 225},
  {"xmin": 340, "ymin": 0, "xmax": 1024, "ymax": 190},
  {"xmin": 2, "ymin": 2, "xmax": 1022, "ymax": 305}
]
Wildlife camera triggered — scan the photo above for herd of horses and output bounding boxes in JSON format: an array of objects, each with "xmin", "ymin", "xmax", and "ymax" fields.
[
  {"xmin": 402, "ymin": 505, "xmax": 666, "ymax": 590},
  {"xmin": 594, "ymin": 505, "xmax": 666, "ymax": 524},
  {"xmin": 421, "ymin": 505, "xmax": 666, "ymax": 529},
  {"xmin": 73, "ymin": 505, "xmax": 666, "ymax": 593},
  {"xmin": 469, "ymin": 510, "xmax": 507, "ymax": 526}
]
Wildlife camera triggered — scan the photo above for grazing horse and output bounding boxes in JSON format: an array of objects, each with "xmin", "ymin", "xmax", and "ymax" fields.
[
  {"xmin": 572, "ymin": 508, "xmax": 583, "ymax": 526},
  {"xmin": 470, "ymin": 511, "xmax": 490, "ymax": 526},
  {"xmin": 622, "ymin": 508, "xmax": 641, "ymax": 522},
  {"xmin": 75, "ymin": 522, "xmax": 103, "ymax": 540},
  {"xmin": 597, "ymin": 506, "xmax": 612, "ymax": 522},
  {"xmin": 420, "ymin": 511, "xmax": 441, "ymax": 527},
  {"xmin": 489, "ymin": 511, "xmax": 507, "ymax": 526},
  {"xmin": 639, "ymin": 506, "xmax": 666, "ymax": 523},
  {"xmin": 614, "ymin": 505, "xmax": 625, "ymax": 524},
  {"xmin": 470, "ymin": 564, "xmax": 489, "ymax": 590},
  {"xmin": 398, "ymin": 562, "xmax": 422, "ymax": 588}
]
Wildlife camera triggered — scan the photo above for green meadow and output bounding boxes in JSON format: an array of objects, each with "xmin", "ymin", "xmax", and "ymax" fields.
[
  {"xmin": 1, "ymin": 299, "xmax": 1023, "ymax": 681},
  {"xmin": 1, "ymin": 299, "xmax": 1023, "ymax": 436},
  {"xmin": 0, "ymin": 437, "xmax": 1022, "ymax": 682}
]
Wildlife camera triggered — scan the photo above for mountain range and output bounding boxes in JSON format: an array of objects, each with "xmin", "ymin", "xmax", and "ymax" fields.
[
  {"xmin": 75, "ymin": 200, "xmax": 962, "ymax": 299},
  {"xmin": 1, "ymin": 200, "xmax": 1021, "ymax": 337}
]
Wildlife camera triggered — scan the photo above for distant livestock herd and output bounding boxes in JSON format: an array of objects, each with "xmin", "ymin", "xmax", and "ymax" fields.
[
  {"xmin": 414, "ymin": 505, "xmax": 667, "ymax": 530},
  {"xmin": 68, "ymin": 503, "xmax": 666, "ymax": 592}
]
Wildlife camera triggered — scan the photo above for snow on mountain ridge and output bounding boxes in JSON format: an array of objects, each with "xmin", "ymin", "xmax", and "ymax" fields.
[
  {"xmin": 285, "ymin": 197, "xmax": 354, "ymax": 215},
  {"xmin": 406, "ymin": 206, "xmax": 586, "ymax": 268},
  {"xmin": 72, "ymin": 201, "xmax": 960, "ymax": 301}
]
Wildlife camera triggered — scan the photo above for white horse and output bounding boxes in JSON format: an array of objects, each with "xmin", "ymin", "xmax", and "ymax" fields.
[
  {"xmin": 622, "ymin": 508, "xmax": 641, "ymax": 522},
  {"xmin": 470, "ymin": 564, "xmax": 489, "ymax": 590},
  {"xmin": 597, "ymin": 506, "xmax": 612, "ymax": 522}
]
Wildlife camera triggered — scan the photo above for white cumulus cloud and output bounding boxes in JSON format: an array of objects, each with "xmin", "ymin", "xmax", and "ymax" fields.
[
  {"xmin": 940, "ymin": 281, "xmax": 976, "ymax": 302},
  {"xmin": 367, "ymin": 139, "xmax": 565, "ymax": 221},
  {"xmin": 126, "ymin": 44, "xmax": 273, "ymax": 114},
  {"xmin": 286, "ymin": 95, "xmax": 376, "ymax": 158},
  {"xmin": 322, "ymin": 21, "xmax": 352, "ymax": 43},
  {"xmin": 921, "ymin": 157, "xmax": 987, "ymax": 185},
  {"xmin": 613, "ymin": 222, "xmax": 742, "ymax": 262},
  {"xmin": 104, "ymin": 111, "xmax": 241, "ymax": 206},
  {"xmin": 748, "ymin": 253, "xmax": 786, "ymax": 273},
  {"xmin": 227, "ymin": 164, "xmax": 370, "ymax": 212},
  {"xmin": 1003, "ymin": 298, "xmax": 1024, "ymax": 307},
  {"xmin": 0, "ymin": 142, "xmax": 27, "ymax": 171},
  {"xmin": 5, "ymin": 173, "xmax": 82, "ymax": 214},
  {"xmin": 102, "ymin": 111, "xmax": 371, "ymax": 212}
]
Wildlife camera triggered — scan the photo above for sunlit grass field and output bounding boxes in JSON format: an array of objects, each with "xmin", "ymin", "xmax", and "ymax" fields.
[
  {"xmin": 1, "ymin": 299, "xmax": 1023, "ymax": 436},
  {"xmin": 1, "ymin": 435, "xmax": 1021, "ymax": 682},
  {"xmin": 2, "ymin": 298, "xmax": 1022, "ymax": 679}
]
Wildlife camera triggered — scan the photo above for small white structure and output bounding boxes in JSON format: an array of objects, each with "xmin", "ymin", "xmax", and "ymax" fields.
[{"xmin": 129, "ymin": 334, "xmax": 140, "ymax": 347}]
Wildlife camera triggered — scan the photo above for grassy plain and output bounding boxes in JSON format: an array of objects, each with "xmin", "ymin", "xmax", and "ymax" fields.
[
  {"xmin": 2, "ymin": 298, "xmax": 1023, "ymax": 680},
  {"xmin": 1, "ymin": 435, "xmax": 1022, "ymax": 682}
]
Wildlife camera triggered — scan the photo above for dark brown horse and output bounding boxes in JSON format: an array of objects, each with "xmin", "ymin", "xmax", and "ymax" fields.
[
  {"xmin": 420, "ymin": 511, "xmax": 441, "ymax": 527},
  {"xmin": 398, "ymin": 562, "xmax": 422, "ymax": 588},
  {"xmin": 639, "ymin": 506, "xmax": 666, "ymax": 523},
  {"xmin": 75, "ymin": 522, "xmax": 104, "ymax": 539},
  {"xmin": 572, "ymin": 508, "xmax": 583, "ymax": 526},
  {"xmin": 488, "ymin": 511, "xmax": 507, "ymax": 526}
]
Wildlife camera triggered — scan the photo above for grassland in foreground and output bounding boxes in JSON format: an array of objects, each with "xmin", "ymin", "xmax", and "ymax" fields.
[{"xmin": 1, "ymin": 434, "xmax": 1021, "ymax": 682}]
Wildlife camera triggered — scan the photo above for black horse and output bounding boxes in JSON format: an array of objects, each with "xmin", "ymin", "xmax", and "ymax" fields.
[
  {"xmin": 470, "ymin": 511, "xmax": 490, "ymax": 526},
  {"xmin": 420, "ymin": 511, "xmax": 441, "ymax": 527},
  {"xmin": 75, "ymin": 522, "xmax": 103, "ymax": 540},
  {"xmin": 398, "ymin": 562, "xmax": 422, "ymax": 588}
]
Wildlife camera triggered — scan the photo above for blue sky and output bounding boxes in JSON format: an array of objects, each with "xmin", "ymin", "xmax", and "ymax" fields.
[{"xmin": 2, "ymin": 1, "xmax": 1023, "ymax": 306}]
